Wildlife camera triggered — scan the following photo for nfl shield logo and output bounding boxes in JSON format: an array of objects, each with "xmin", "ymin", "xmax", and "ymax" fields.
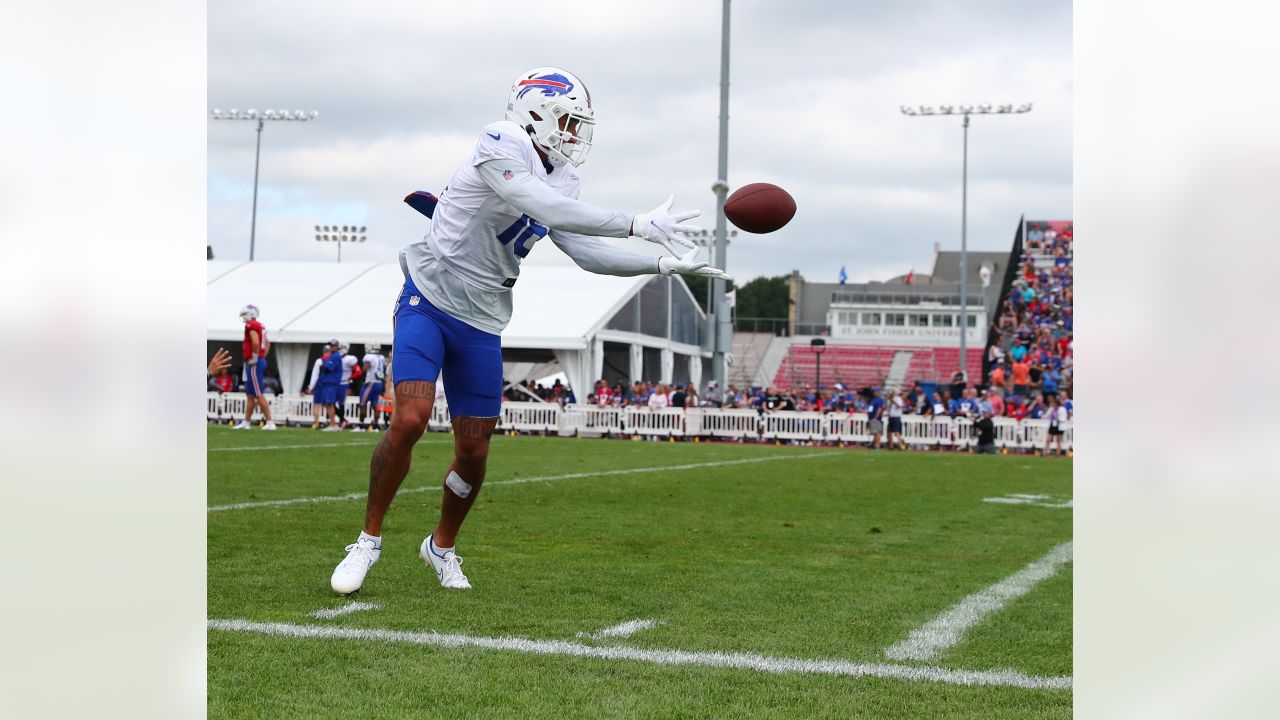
[
  {"xmin": 503, "ymin": 170, "xmax": 513, "ymax": 181},
  {"xmin": 409, "ymin": 295, "xmax": 420, "ymax": 306}
]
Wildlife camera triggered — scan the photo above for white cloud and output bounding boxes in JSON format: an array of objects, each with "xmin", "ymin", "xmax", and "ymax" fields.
[{"xmin": 209, "ymin": 0, "xmax": 1071, "ymax": 282}]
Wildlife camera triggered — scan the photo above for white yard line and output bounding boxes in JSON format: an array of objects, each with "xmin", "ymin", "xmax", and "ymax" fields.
[
  {"xmin": 309, "ymin": 601, "xmax": 383, "ymax": 619},
  {"xmin": 208, "ymin": 618, "xmax": 1071, "ymax": 690},
  {"xmin": 577, "ymin": 619, "xmax": 661, "ymax": 640},
  {"xmin": 210, "ymin": 439, "xmax": 450, "ymax": 452},
  {"xmin": 208, "ymin": 451, "xmax": 840, "ymax": 512},
  {"xmin": 884, "ymin": 542, "xmax": 1073, "ymax": 662},
  {"xmin": 983, "ymin": 496, "xmax": 1073, "ymax": 509}
]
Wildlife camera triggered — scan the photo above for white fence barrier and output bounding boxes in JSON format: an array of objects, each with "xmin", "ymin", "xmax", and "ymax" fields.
[
  {"xmin": 624, "ymin": 407, "xmax": 687, "ymax": 438},
  {"xmin": 696, "ymin": 408, "xmax": 761, "ymax": 440},
  {"xmin": 498, "ymin": 401, "xmax": 561, "ymax": 434},
  {"xmin": 760, "ymin": 410, "xmax": 824, "ymax": 442},
  {"xmin": 559, "ymin": 404, "xmax": 626, "ymax": 437},
  {"xmin": 206, "ymin": 393, "xmax": 1072, "ymax": 451}
]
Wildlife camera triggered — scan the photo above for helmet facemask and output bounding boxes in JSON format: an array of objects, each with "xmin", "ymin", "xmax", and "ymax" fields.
[{"xmin": 529, "ymin": 104, "xmax": 594, "ymax": 167}]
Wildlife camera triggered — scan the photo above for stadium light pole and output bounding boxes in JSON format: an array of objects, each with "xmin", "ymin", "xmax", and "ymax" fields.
[
  {"xmin": 811, "ymin": 338, "xmax": 826, "ymax": 390},
  {"xmin": 314, "ymin": 225, "xmax": 368, "ymax": 263},
  {"xmin": 900, "ymin": 103, "xmax": 1031, "ymax": 382},
  {"xmin": 211, "ymin": 107, "xmax": 319, "ymax": 261},
  {"xmin": 710, "ymin": 0, "xmax": 733, "ymax": 395}
]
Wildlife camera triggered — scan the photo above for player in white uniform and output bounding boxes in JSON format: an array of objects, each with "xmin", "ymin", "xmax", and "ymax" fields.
[
  {"xmin": 354, "ymin": 343, "xmax": 388, "ymax": 432},
  {"xmin": 331, "ymin": 66, "xmax": 727, "ymax": 594},
  {"xmin": 335, "ymin": 341, "xmax": 360, "ymax": 429}
]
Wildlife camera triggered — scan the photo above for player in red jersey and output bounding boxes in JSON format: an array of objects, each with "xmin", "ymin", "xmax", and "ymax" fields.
[{"xmin": 233, "ymin": 304, "xmax": 277, "ymax": 430}]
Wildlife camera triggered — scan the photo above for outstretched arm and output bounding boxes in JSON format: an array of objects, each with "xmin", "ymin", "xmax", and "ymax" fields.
[
  {"xmin": 476, "ymin": 162, "xmax": 699, "ymax": 255},
  {"xmin": 478, "ymin": 162, "xmax": 632, "ymax": 237},
  {"xmin": 550, "ymin": 230, "xmax": 732, "ymax": 281}
]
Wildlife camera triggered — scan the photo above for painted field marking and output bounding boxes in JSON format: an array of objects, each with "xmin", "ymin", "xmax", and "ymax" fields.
[
  {"xmin": 983, "ymin": 494, "xmax": 1073, "ymax": 509},
  {"xmin": 884, "ymin": 542, "xmax": 1073, "ymax": 662},
  {"xmin": 309, "ymin": 601, "xmax": 383, "ymax": 619},
  {"xmin": 208, "ymin": 619, "xmax": 1071, "ymax": 690},
  {"xmin": 577, "ymin": 619, "xmax": 661, "ymax": 640},
  {"xmin": 210, "ymin": 439, "xmax": 451, "ymax": 453},
  {"xmin": 208, "ymin": 451, "xmax": 841, "ymax": 513}
]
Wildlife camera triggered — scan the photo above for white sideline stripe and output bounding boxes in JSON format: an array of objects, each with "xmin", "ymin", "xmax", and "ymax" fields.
[
  {"xmin": 208, "ymin": 452, "xmax": 840, "ymax": 512},
  {"xmin": 884, "ymin": 542, "xmax": 1073, "ymax": 662},
  {"xmin": 983, "ymin": 497, "xmax": 1073, "ymax": 509},
  {"xmin": 309, "ymin": 601, "xmax": 383, "ymax": 619},
  {"xmin": 207, "ymin": 619, "xmax": 1071, "ymax": 690},
  {"xmin": 1009, "ymin": 494, "xmax": 1051, "ymax": 500},
  {"xmin": 577, "ymin": 618, "xmax": 660, "ymax": 640},
  {"xmin": 211, "ymin": 439, "xmax": 450, "ymax": 452}
]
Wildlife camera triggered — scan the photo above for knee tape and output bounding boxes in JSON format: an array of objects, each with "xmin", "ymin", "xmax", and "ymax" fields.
[{"xmin": 445, "ymin": 470, "xmax": 472, "ymax": 499}]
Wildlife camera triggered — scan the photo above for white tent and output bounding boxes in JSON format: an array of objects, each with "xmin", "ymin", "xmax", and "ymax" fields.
[{"xmin": 207, "ymin": 261, "xmax": 708, "ymax": 401}]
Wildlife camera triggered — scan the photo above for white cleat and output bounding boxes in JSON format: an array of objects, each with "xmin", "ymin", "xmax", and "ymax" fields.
[
  {"xmin": 350, "ymin": 427, "xmax": 364, "ymax": 433},
  {"xmin": 322, "ymin": 425, "xmax": 342, "ymax": 432},
  {"xmin": 420, "ymin": 535, "xmax": 471, "ymax": 590},
  {"xmin": 262, "ymin": 421, "xmax": 278, "ymax": 431},
  {"xmin": 231, "ymin": 421, "xmax": 251, "ymax": 430},
  {"xmin": 330, "ymin": 537, "xmax": 380, "ymax": 594}
]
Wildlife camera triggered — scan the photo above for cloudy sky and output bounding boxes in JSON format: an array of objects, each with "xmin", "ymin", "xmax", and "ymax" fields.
[{"xmin": 209, "ymin": 0, "xmax": 1071, "ymax": 285}]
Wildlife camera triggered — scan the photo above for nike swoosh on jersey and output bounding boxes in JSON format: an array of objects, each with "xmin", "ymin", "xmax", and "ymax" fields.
[{"xmin": 486, "ymin": 132, "xmax": 500, "ymax": 140}]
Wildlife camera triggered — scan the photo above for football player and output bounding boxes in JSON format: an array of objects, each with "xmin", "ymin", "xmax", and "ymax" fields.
[
  {"xmin": 353, "ymin": 342, "xmax": 388, "ymax": 432},
  {"xmin": 331, "ymin": 67, "xmax": 727, "ymax": 594},
  {"xmin": 233, "ymin": 304, "xmax": 277, "ymax": 431}
]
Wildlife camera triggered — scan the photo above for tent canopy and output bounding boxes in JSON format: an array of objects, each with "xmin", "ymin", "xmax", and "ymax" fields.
[{"xmin": 208, "ymin": 261, "xmax": 708, "ymax": 398}]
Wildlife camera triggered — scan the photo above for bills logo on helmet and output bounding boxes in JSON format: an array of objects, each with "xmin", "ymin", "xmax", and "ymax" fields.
[{"xmin": 516, "ymin": 74, "xmax": 574, "ymax": 99}]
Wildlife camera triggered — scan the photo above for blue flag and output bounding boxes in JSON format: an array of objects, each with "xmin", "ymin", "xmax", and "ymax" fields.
[{"xmin": 838, "ymin": 265, "xmax": 848, "ymax": 284}]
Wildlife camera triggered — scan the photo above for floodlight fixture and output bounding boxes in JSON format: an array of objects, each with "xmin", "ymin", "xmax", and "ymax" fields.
[
  {"xmin": 899, "ymin": 100, "xmax": 1033, "ymax": 379},
  {"xmin": 211, "ymin": 106, "xmax": 319, "ymax": 260}
]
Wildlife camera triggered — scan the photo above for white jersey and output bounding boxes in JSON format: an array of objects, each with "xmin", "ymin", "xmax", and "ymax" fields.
[
  {"xmin": 340, "ymin": 354, "xmax": 359, "ymax": 385},
  {"xmin": 402, "ymin": 120, "xmax": 654, "ymax": 335},
  {"xmin": 362, "ymin": 352, "xmax": 387, "ymax": 382},
  {"xmin": 308, "ymin": 358, "xmax": 325, "ymax": 391}
]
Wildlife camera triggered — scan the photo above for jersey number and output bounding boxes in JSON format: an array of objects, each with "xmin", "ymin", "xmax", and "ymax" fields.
[{"xmin": 496, "ymin": 214, "xmax": 548, "ymax": 258}]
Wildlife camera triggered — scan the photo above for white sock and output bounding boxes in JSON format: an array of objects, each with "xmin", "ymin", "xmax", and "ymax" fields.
[
  {"xmin": 429, "ymin": 535, "xmax": 454, "ymax": 557},
  {"xmin": 359, "ymin": 531, "xmax": 381, "ymax": 549}
]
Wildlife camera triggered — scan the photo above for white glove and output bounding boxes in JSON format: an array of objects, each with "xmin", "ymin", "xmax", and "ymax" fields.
[
  {"xmin": 632, "ymin": 196, "xmax": 701, "ymax": 256},
  {"xmin": 658, "ymin": 249, "xmax": 733, "ymax": 281}
]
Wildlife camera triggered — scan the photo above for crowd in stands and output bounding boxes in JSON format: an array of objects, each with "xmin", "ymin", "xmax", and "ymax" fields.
[
  {"xmin": 564, "ymin": 378, "xmax": 1072, "ymax": 422},
  {"xmin": 985, "ymin": 220, "xmax": 1073, "ymax": 403},
  {"xmin": 208, "ymin": 365, "xmax": 282, "ymax": 395}
]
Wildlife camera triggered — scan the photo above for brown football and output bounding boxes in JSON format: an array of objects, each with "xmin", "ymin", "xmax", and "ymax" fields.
[{"xmin": 723, "ymin": 182, "xmax": 796, "ymax": 234}]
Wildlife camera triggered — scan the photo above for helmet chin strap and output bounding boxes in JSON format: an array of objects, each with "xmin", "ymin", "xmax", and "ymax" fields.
[{"xmin": 525, "ymin": 125, "xmax": 561, "ymax": 173}]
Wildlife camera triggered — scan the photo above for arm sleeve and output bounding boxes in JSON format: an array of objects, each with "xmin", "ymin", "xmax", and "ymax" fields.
[
  {"xmin": 550, "ymin": 229, "xmax": 663, "ymax": 277},
  {"xmin": 477, "ymin": 161, "xmax": 632, "ymax": 237},
  {"xmin": 309, "ymin": 361, "xmax": 321, "ymax": 388}
]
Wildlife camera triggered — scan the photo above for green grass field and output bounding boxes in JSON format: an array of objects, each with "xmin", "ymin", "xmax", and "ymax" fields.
[{"xmin": 208, "ymin": 426, "xmax": 1072, "ymax": 719}]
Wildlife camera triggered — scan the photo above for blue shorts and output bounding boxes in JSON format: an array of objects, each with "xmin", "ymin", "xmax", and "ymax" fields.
[
  {"xmin": 243, "ymin": 357, "xmax": 268, "ymax": 397},
  {"xmin": 337, "ymin": 384, "xmax": 350, "ymax": 405},
  {"xmin": 315, "ymin": 382, "xmax": 339, "ymax": 406},
  {"xmin": 360, "ymin": 382, "xmax": 385, "ymax": 407},
  {"xmin": 393, "ymin": 276, "xmax": 502, "ymax": 418}
]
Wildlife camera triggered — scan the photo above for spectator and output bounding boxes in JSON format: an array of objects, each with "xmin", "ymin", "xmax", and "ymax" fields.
[
  {"xmin": 212, "ymin": 368, "xmax": 234, "ymax": 394},
  {"xmin": 868, "ymin": 387, "xmax": 886, "ymax": 449},
  {"xmin": 887, "ymin": 389, "xmax": 905, "ymax": 450},
  {"xmin": 762, "ymin": 386, "xmax": 785, "ymax": 413},
  {"xmin": 974, "ymin": 409, "xmax": 997, "ymax": 454},
  {"xmin": 1011, "ymin": 357, "xmax": 1031, "ymax": 398},
  {"xmin": 648, "ymin": 384, "xmax": 670, "ymax": 409},
  {"xmin": 1042, "ymin": 365, "xmax": 1060, "ymax": 400},
  {"xmin": 949, "ymin": 370, "xmax": 966, "ymax": 403},
  {"xmin": 989, "ymin": 361, "xmax": 1006, "ymax": 388},
  {"xmin": 987, "ymin": 388, "xmax": 1005, "ymax": 418},
  {"xmin": 1043, "ymin": 395, "xmax": 1068, "ymax": 456},
  {"xmin": 670, "ymin": 383, "xmax": 688, "ymax": 408},
  {"xmin": 262, "ymin": 370, "xmax": 282, "ymax": 396}
]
